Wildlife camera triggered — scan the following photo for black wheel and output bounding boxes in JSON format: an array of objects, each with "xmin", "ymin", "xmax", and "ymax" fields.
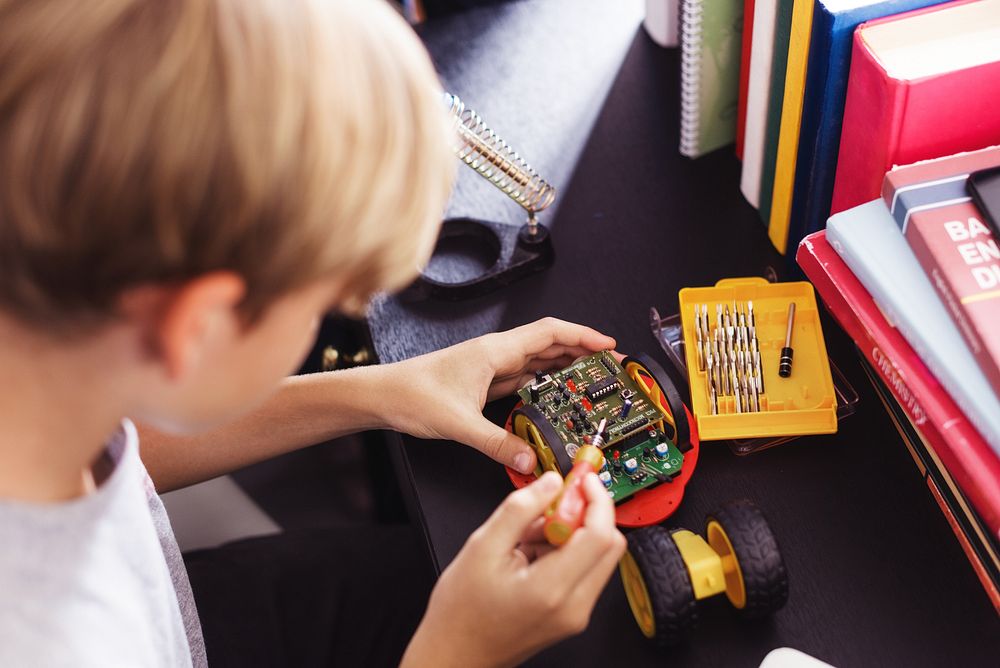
[
  {"xmin": 619, "ymin": 526, "xmax": 698, "ymax": 646},
  {"xmin": 511, "ymin": 404, "xmax": 572, "ymax": 475},
  {"xmin": 705, "ymin": 499, "xmax": 788, "ymax": 619},
  {"xmin": 622, "ymin": 353, "xmax": 691, "ymax": 452}
]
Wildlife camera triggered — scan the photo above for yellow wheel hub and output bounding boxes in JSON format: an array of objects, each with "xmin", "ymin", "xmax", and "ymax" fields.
[
  {"xmin": 706, "ymin": 519, "xmax": 747, "ymax": 609},
  {"xmin": 512, "ymin": 413, "xmax": 557, "ymax": 476},
  {"xmin": 619, "ymin": 550, "xmax": 656, "ymax": 638},
  {"xmin": 624, "ymin": 361, "xmax": 675, "ymax": 438}
]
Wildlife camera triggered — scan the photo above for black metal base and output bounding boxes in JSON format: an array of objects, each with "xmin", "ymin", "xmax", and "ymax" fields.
[{"xmin": 403, "ymin": 217, "xmax": 554, "ymax": 301}]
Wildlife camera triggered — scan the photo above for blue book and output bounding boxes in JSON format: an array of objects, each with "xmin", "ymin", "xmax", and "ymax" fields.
[
  {"xmin": 785, "ymin": 0, "xmax": 949, "ymax": 253},
  {"xmin": 826, "ymin": 200, "xmax": 1000, "ymax": 455}
]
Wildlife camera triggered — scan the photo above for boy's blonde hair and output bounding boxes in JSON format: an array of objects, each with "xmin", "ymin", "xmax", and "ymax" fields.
[{"xmin": 0, "ymin": 0, "xmax": 454, "ymax": 329}]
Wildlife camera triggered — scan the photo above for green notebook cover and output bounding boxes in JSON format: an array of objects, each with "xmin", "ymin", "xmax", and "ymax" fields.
[
  {"xmin": 679, "ymin": 0, "xmax": 744, "ymax": 158},
  {"xmin": 756, "ymin": 0, "xmax": 795, "ymax": 222}
]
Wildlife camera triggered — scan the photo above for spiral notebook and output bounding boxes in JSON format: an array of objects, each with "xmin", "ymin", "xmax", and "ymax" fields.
[{"xmin": 679, "ymin": 0, "xmax": 744, "ymax": 158}]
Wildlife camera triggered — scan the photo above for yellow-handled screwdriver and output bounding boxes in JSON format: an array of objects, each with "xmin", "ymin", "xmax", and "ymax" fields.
[{"xmin": 543, "ymin": 421, "xmax": 607, "ymax": 546}]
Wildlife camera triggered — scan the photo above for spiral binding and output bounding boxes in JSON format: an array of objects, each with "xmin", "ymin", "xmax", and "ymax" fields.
[
  {"xmin": 679, "ymin": 0, "xmax": 704, "ymax": 158},
  {"xmin": 444, "ymin": 93, "xmax": 555, "ymax": 230}
]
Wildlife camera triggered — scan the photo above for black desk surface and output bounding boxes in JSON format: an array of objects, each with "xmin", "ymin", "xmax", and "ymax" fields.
[{"xmin": 366, "ymin": 1, "xmax": 1000, "ymax": 665}]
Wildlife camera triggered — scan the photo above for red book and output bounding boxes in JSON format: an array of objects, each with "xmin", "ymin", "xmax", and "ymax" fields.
[
  {"xmin": 830, "ymin": 0, "xmax": 1000, "ymax": 215},
  {"xmin": 927, "ymin": 475, "xmax": 1000, "ymax": 613},
  {"xmin": 882, "ymin": 146, "xmax": 1000, "ymax": 206},
  {"xmin": 906, "ymin": 204, "xmax": 1000, "ymax": 395},
  {"xmin": 735, "ymin": 0, "xmax": 756, "ymax": 159},
  {"xmin": 860, "ymin": 355, "xmax": 1000, "ymax": 613},
  {"xmin": 797, "ymin": 230, "xmax": 1000, "ymax": 540},
  {"xmin": 880, "ymin": 147, "xmax": 1000, "ymax": 398}
]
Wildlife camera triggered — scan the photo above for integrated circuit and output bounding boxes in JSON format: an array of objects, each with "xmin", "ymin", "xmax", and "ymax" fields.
[{"xmin": 585, "ymin": 376, "xmax": 621, "ymax": 401}]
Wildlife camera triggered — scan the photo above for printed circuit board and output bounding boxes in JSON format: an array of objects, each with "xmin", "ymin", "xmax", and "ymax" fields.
[{"xmin": 516, "ymin": 352, "xmax": 685, "ymax": 503}]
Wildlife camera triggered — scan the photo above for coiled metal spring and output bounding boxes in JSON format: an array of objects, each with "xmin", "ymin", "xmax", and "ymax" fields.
[{"xmin": 444, "ymin": 93, "xmax": 555, "ymax": 232}]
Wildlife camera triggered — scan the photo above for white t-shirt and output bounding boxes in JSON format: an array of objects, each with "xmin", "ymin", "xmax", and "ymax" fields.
[{"xmin": 0, "ymin": 420, "xmax": 207, "ymax": 667}]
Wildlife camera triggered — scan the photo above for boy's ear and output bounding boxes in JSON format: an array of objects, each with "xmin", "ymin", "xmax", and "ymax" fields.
[
  {"xmin": 159, "ymin": 272, "xmax": 247, "ymax": 380},
  {"xmin": 120, "ymin": 272, "xmax": 247, "ymax": 380}
]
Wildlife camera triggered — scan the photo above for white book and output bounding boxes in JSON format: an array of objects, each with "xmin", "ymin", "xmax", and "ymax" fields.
[{"xmin": 739, "ymin": 0, "xmax": 778, "ymax": 207}]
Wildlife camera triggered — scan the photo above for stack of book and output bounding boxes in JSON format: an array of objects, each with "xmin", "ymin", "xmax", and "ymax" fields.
[
  {"xmin": 790, "ymin": 0, "xmax": 1000, "ymax": 613},
  {"xmin": 798, "ymin": 148, "xmax": 1000, "ymax": 611},
  {"xmin": 677, "ymin": 0, "xmax": 1000, "ymax": 609}
]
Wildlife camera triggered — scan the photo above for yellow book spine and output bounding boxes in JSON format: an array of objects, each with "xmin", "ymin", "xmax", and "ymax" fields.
[{"xmin": 767, "ymin": 0, "xmax": 814, "ymax": 254}]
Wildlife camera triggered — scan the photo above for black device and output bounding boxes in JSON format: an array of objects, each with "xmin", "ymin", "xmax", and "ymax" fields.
[
  {"xmin": 967, "ymin": 165, "xmax": 1000, "ymax": 240},
  {"xmin": 403, "ymin": 217, "xmax": 553, "ymax": 301},
  {"xmin": 406, "ymin": 93, "xmax": 555, "ymax": 301}
]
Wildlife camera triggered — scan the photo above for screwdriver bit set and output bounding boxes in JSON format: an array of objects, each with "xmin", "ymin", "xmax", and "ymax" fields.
[
  {"xmin": 693, "ymin": 300, "xmax": 765, "ymax": 415},
  {"xmin": 678, "ymin": 278, "xmax": 838, "ymax": 441}
]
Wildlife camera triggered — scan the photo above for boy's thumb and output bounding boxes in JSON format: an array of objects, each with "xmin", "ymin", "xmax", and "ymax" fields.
[{"xmin": 469, "ymin": 420, "xmax": 538, "ymax": 475}]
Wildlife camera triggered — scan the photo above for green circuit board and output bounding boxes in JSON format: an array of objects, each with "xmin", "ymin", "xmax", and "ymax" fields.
[{"xmin": 516, "ymin": 351, "xmax": 685, "ymax": 503}]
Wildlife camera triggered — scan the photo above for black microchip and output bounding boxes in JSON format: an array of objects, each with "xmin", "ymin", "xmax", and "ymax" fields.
[
  {"xmin": 585, "ymin": 376, "xmax": 621, "ymax": 401},
  {"xmin": 611, "ymin": 416, "xmax": 649, "ymax": 439},
  {"xmin": 619, "ymin": 427, "xmax": 652, "ymax": 452}
]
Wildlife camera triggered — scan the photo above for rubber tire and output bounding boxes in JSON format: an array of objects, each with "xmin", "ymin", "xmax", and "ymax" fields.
[
  {"xmin": 625, "ymin": 526, "xmax": 699, "ymax": 646},
  {"xmin": 511, "ymin": 404, "xmax": 572, "ymax": 475},
  {"xmin": 708, "ymin": 499, "xmax": 789, "ymax": 619},
  {"xmin": 622, "ymin": 353, "xmax": 691, "ymax": 452}
]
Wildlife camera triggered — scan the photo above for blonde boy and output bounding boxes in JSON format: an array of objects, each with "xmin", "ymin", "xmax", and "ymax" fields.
[{"xmin": 0, "ymin": 0, "xmax": 625, "ymax": 666}]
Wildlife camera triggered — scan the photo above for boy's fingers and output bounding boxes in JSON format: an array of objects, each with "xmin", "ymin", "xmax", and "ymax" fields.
[
  {"xmin": 515, "ymin": 540, "xmax": 557, "ymax": 563},
  {"xmin": 569, "ymin": 474, "xmax": 620, "ymax": 566},
  {"xmin": 527, "ymin": 345, "xmax": 602, "ymax": 363},
  {"xmin": 521, "ymin": 515, "xmax": 547, "ymax": 545},
  {"xmin": 530, "ymin": 523, "xmax": 625, "ymax": 596},
  {"xmin": 475, "ymin": 472, "xmax": 563, "ymax": 552},
  {"xmin": 581, "ymin": 468, "xmax": 617, "ymax": 530},
  {"xmin": 504, "ymin": 318, "xmax": 616, "ymax": 362},
  {"xmin": 562, "ymin": 532, "xmax": 627, "ymax": 615},
  {"xmin": 486, "ymin": 356, "xmax": 579, "ymax": 400},
  {"xmin": 529, "ymin": 473, "xmax": 623, "ymax": 588},
  {"xmin": 459, "ymin": 418, "xmax": 538, "ymax": 474}
]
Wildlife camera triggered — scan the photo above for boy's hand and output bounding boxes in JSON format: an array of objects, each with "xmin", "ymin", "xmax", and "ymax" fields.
[
  {"xmin": 384, "ymin": 318, "xmax": 616, "ymax": 474},
  {"xmin": 401, "ymin": 471, "xmax": 627, "ymax": 668}
]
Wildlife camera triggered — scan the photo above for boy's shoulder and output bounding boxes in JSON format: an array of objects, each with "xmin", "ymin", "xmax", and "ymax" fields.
[{"xmin": 0, "ymin": 422, "xmax": 200, "ymax": 667}]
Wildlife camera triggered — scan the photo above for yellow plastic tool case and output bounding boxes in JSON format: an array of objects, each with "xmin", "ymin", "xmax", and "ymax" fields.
[{"xmin": 678, "ymin": 277, "xmax": 837, "ymax": 441}]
